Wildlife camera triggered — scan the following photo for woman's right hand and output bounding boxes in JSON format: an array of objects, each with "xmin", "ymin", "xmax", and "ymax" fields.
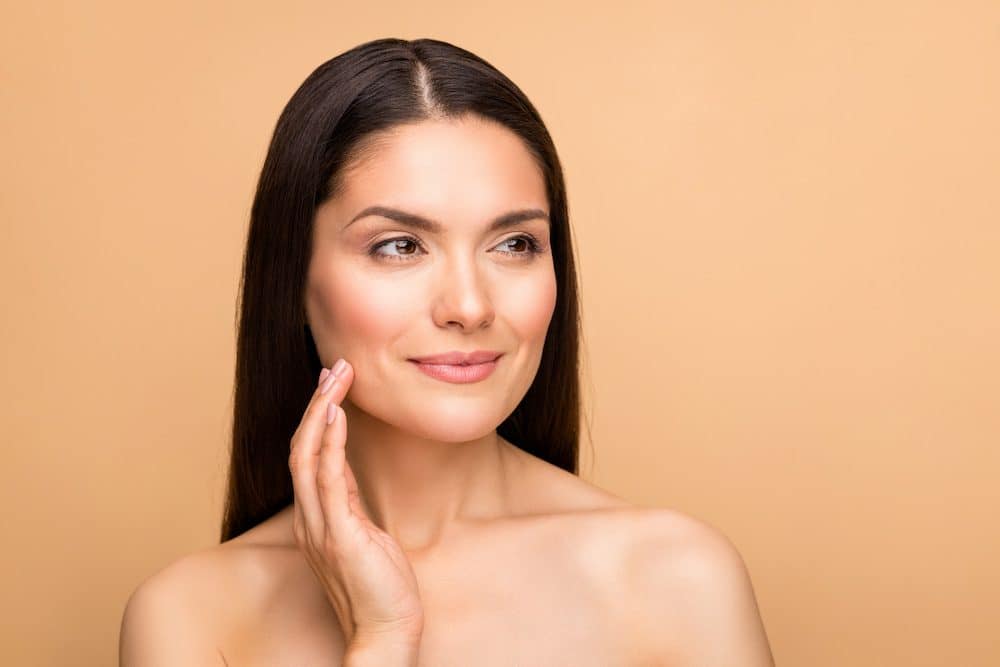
[{"xmin": 288, "ymin": 359, "xmax": 425, "ymax": 653}]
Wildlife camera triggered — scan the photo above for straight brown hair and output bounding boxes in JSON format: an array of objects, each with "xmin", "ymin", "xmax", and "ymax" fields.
[{"xmin": 220, "ymin": 37, "xmax": 586, "ymax": 543}]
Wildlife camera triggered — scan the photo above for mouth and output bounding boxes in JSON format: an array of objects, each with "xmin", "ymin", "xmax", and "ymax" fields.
[
  {"xmin": 407, "ymin": 352, "xmax": 503, "ymax": 384},
  {"xmin": 407, "ymin": 350, "xmax": 503, "ymax": 366}
]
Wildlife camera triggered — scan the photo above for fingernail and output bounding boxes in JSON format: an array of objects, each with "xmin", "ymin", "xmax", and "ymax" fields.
[
  {"xmin": 318, "ymin": 368, "xmax": 330, "ymax": 386},
  {"xmin": 320, "ymin": 369, "xmax": 338, "ymax": 394},
  {"xmin": 327, "ymin": 401, "xmax": 338, "ymax": 424},
  {"xmin": 332, "ymin": 358, "xmax": 347, "ymax": 378}
]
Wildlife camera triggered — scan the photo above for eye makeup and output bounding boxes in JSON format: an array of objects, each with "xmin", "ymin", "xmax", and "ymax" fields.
[{"xmin": 366, "ymin": 233, "xmax": 547, "ymax": 263}]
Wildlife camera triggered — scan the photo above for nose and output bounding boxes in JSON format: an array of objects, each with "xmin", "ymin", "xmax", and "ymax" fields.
[{"xmin": 431, "ymin": 255, "xmax": 495, "ymax": 331}]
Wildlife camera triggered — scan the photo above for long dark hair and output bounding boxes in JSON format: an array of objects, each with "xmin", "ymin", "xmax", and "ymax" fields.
[{"xmin": 220, "ymin": 37, "xmax": 587, "ymax": 543}]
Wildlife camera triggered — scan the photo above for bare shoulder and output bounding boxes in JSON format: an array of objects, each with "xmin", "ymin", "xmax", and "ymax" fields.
[
  {"xmin": 621, "ymin": 509, "xmax": 776, "ymax": 666},
  {"xmin": 119, "ymin": 525, "xmax": 294, "ymax": 667},
  {"xmin": 119, "ymin": 544, "xmax": 239, "ymax": 666}
]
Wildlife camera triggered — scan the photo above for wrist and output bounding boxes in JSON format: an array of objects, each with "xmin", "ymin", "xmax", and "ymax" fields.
[{"xmin": 344, "ymin": 634, "xmax": 421, "ymax": 667}]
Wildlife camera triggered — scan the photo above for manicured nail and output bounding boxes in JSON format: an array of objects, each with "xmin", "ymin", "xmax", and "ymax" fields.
[
  {"xmin": 320, "ymin": 369, "xmax": 338, "ymax": 394},
  {"xmin": 318, "ymin": 368, "xmax": 330, "ymax": 386},
  {"xmin": 332, "ymin": 358, "xmax": 347, "ymax": 378},
  {"xmin": 327, "ymin": 401, "xmax": 338, "ymax": 424}
]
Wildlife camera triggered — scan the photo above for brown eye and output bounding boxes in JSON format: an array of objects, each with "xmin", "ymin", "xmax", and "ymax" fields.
[
  {"xmin": 495, "ymin": 234, "xmax": 543, "ymax": 258},
  {"xmin": 369, "ymin": 233, "xmax": 544, "ymax": 263},
  {"xmin": 390, "ymin": 239, "xmax": 418, "ymax": 255},
  {"xmin": 369, "ymin": 236, "xmax": 424, "ymax": 262}
]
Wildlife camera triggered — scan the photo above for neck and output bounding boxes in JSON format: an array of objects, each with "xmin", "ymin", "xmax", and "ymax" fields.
[{"xmin": 341, "ymin": 397, "xmax": 513, "ymax": 553}]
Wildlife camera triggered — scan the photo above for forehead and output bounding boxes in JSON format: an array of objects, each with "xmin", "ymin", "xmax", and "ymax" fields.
[{"xmin": 333, "ymin": 116, "xmax": 548, "ymax": 221}]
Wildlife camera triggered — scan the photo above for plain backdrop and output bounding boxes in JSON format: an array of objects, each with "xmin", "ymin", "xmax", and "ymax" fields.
[{"xmin": 2, "ymin": 1, "xmax": 998, "ymax": 665}]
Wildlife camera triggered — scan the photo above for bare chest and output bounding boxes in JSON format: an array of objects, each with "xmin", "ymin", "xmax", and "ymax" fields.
[
  {"xmin": 222, "ymin": 518, "xmax": 639, "ymax": 666},
  {"xmin": 409, "ymin": 552, "xmax": 628, "ymax": 666}
]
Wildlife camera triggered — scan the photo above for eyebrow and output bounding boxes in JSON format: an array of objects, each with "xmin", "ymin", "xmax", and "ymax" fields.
[{"xmin": 344, "ymin": 205, "xmax": 550, "ymax": 234}]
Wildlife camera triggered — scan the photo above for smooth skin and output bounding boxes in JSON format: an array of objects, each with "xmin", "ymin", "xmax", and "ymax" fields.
[
  {"xmin": 119, "ymin": 114, "xmax": 774, "ymax": 666},
  {"xmin": 290, "ymin": 359, "xmax": 423, "ymax": 661},
  {"xmin": 302, "ymin": 114, "xmax": 560, "ymax": 557}
]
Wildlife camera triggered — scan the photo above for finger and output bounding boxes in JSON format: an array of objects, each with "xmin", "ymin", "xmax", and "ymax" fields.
[
  {"xmin": 290, "ymin": 367, "xmax": 333, "ymax": 541},
  {"xmin": 295, "ymin": 360, "xmax": 355, "ymax": 448},
  {"xmin": 290, "ymin": 361, "xmax": 355, "ymax": 541},
  {"xmin": 316, "ymin": 402, "xmax": 353, "ymax": 537}
]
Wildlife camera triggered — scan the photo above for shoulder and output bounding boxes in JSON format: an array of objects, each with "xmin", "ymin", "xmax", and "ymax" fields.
[
  {"xmin": 120, "ymin": 547, "xmax": 230, "ymax": 666},
  {"xmin": 622, "ymin": 509, "xmax": 775, "ymax": 665},
  {"xmin": 119, "ymin": 535, "xmax": 287, "ymax": 666}
]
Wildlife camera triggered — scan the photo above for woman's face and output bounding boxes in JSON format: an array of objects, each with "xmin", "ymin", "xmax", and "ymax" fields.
[{"xmin": 306, "ymin": 115, "xmax": 556, "ymax": 442}]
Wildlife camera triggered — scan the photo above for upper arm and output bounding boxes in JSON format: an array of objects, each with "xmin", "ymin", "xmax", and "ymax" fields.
[
  {"xmin": 118, "ymin": 558, "xmax": 228, "ymax": 667},
  {"xmin": 628, "ymin": 512, "xmax": 775, "ymax": 666}
]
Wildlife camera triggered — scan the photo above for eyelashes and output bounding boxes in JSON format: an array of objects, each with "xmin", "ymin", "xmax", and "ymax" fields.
[{"xmin": 367, "ymin": 234, "xmax": 546, "ymax": 263}]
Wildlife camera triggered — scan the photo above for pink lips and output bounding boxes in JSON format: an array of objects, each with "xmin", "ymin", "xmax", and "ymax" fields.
[
  {"xmin": 408, "ymin": 350, "xmax": 502, "ymax": 384},
  {"xmin": 409, "ymin": 350, "xmax": 502, "ymax": 365}
]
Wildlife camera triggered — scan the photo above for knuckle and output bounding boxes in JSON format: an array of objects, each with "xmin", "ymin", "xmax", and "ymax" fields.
[
  {"xmin": 307, "ymin": 394, "xmax": 326, "ymax": 417},
  {"xmin": 315, "ymin": 469, "xmax": 333, "ymax": 490}
]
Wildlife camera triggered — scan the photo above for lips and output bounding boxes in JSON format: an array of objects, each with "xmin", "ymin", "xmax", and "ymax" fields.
[
  {"xmin": 408, "ymin": 350, "xmax": 502, "ymax": 365},
  {"xmin": 407, "ymin": 350, "xmax": 504, "ymax": 384}
]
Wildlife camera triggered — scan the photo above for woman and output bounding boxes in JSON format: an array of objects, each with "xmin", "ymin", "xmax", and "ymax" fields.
[{"xmin": 120, "ymin": 37, "xmax": 774, "ymax": 666}]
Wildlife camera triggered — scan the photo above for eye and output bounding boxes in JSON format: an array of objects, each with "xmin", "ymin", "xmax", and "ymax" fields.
[
  {"xmin": 368, "ymin": 234, "xmax": 546, "ymax": 263},
  {"xmin": 369, "ymin": 236, "xmax": 423, "ymax": 261},
  {"xmin": 368, "ymin": 236, "xmax": 425, "ymax": 262},
  {"xmin": 495, "ymin": 234, "xmax": 544, "ymax": 257}
]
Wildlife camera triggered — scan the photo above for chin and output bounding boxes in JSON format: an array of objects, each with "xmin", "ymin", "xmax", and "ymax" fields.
[
  {"xmin": 352, "ymin": 392, "xmax": 504, "ymax": 442},
  {"xmin": 407, "ymin": 410, "xmax": 502, "ymax": 442}
]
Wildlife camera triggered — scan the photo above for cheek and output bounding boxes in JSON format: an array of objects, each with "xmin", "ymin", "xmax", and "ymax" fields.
[
  {"xmin": 315, "ymin": 270, "xmax": 420, "ymax": 352},
  {"xmin": 309, "ymin": 260, "xmax": 556, "ymax": 363},
  {"xmin": 501, "ymin": 269, "xmax": 557, "ymax": 346}
]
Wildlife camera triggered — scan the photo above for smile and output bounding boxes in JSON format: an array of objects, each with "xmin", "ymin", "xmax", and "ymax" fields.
[{"xmin": 408, "ymin": 357, "xmax": 500, "ymax": 384}]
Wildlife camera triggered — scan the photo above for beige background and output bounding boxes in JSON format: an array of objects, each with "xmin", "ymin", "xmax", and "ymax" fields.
[{"xmin": 2, "ymin": 1, "xmax": 998, "ymax": 665}]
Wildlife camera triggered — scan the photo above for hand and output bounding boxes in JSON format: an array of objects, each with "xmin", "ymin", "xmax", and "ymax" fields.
[{"xmin": 288, "ymin": 359, "xmax": 425, "ymax": 649}]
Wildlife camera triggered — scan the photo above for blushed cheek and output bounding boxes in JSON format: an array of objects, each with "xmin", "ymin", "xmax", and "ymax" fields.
[
  {"xmin": 309, "ymin": 262, "xmax": 555, "ymax": 368},
  {"xmin": 506, "ymin": 271, "xmax": 557, "ymax": 349},
  {"xmin": 308, "ymin": 266, "xmax": 418, "ymax": 366}
]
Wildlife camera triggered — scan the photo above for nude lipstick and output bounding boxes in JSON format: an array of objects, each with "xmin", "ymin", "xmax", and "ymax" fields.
[{"xmin": 408, "ymin": 350, "xmax": 502, "ymax": 384}]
